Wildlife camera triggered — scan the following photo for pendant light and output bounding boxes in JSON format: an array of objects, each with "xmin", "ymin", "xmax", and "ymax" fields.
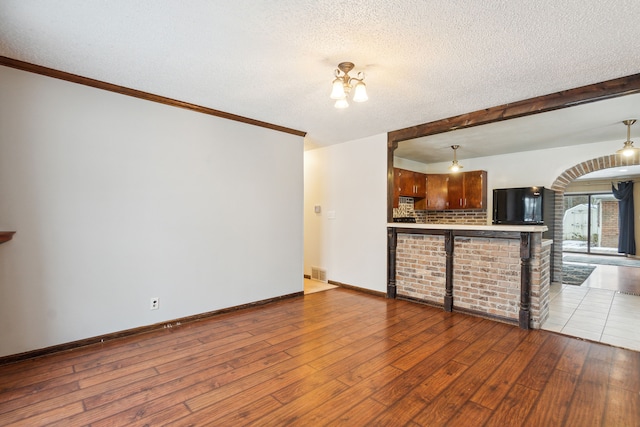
[
  {"xmin": 448, "ymin": 145, "xmax": 463, "ymax": 172},
  {"xmin": 616, "ymin": 119, "xmax": 639, "ymax": 157}
]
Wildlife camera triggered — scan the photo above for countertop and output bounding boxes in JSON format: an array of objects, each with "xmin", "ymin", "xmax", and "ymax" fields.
[{"xmin": 388, "ymin": 223, "xmax": 548, "ymax": 233}]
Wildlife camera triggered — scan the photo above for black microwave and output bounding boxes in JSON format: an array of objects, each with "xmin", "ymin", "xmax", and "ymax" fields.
[{"xmin": 493, "ymin": 187, "xmax": 551, "ymax": 225}]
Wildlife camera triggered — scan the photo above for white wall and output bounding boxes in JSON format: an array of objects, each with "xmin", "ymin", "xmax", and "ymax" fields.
[
  {"xmin": 423, "ymin": 140, "xmax": 619, "ymax": 185},
  {"xmin": 0, "ymin": 65, "xmax": 303, "ymax": 357},
  {"xmin": 304, "ymin": 134, "xmax": 388, "ymax": 293}
]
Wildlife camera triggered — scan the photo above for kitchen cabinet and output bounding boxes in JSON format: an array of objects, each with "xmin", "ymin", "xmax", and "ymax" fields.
[
  {"xmin": 393, "ymin": 168, "xmax": 427, "ymax": 208},
  {"xmin": 425, "ymin": 174, "xmax": 448, "ymax": 210},
  {"xmin": 393, "ymin": 168, "xmax": 486, "ymax": 211},
  {"xmin": 447, "ymin": 173, "xmax": 464, "ymax": 209},
  {"xmin": 463, "ymin": 170, "xmax": 487, "ymax": 209},
  {"xmin": 423, "ymin": 170, "xmax": 487, "ymax": 211}
]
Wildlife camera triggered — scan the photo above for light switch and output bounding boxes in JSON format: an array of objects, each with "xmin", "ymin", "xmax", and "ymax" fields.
[{"xmin": 314, "ymin": 205, "xmax": 321, "ymax": 213}]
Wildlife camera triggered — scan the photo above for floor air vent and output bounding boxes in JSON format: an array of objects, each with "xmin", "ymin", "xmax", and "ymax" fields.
[{"xmin": 311, "ymin": 267, "xmax": 327, "ymax": 283}]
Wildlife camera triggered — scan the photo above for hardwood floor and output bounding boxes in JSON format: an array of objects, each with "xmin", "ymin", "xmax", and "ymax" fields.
[{"xmin": 0, "ymin": 288, "xmax": 638, "ymax": 426}]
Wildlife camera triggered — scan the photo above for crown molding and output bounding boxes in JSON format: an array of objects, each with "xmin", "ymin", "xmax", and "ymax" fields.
[{"xmin": 0, "ymin": 56, "xmax": 306, "ymax": 138}]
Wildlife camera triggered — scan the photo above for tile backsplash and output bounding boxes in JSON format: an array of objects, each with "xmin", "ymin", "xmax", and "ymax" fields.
[
  {"xmin": 393, "ymin": 197, "xmax": 416, "ymax": 218},
  {"xmin": 393, "ymin": 197, "xmax": 487, "ymax": 224}
]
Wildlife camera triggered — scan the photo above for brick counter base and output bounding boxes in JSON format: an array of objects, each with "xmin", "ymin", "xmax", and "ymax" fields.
[{"xmin": 395, "ymin": 232, "xmax": 550, "ymax": 328}]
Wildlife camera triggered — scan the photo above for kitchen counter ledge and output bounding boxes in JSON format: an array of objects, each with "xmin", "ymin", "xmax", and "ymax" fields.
[{"xmin": 388, "ymin": 222, "xmax": 548, "ymax": 233}]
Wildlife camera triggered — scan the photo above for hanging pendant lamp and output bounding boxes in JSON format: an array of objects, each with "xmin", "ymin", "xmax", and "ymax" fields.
[
  {"xmin": 616, "ymin": 119, "xmax": 639, "ymax": 157},
  {"xmin": 448, "ymin": 145, "xmax": 463, "ymax": 172}
]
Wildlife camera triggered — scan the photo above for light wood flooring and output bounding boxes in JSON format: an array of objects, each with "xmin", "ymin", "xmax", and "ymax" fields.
[
  {"xmin": 0, "ymin": 288, "xmax": 638, "ymax": 426},
  {"xmin": 303, "ymin": 278, "xmax": 337, "ymax": 294}
]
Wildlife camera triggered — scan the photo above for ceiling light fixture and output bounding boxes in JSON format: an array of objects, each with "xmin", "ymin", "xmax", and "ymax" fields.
[
  {"xmin": 330, "ymin": 62, "xmax": 368, "ymax": 109},
  {"xmin": 449, "ymin": 145, "xmax": 463, "ymax": 172},
  {"xmin": 616, "ymin": 119, "xmax": 639, "ymax": 157}
]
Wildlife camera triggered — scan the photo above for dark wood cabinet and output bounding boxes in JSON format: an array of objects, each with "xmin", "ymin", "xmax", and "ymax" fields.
[
  {"xmin": 414, "ymin": 172, "xmax": 426, "ymax": 195},
  {"xmin": 393, "ymin": 168, "xmax": 427, "ymax": 208},
  {"xmin": 463, "ymin": 170, "xmax": 487, "ymax": 209},
  {"xmin": 447, "ymin": 173, "xmax": 464, "ymax": 209},
  {"xmin": 393, "ymin": 168, "xmax": 486, "ymax": 211},
  {"xmin": 423, "ymin": 170, "xmax": 487, "ymax": 211},
  {"xmin": 425, "ymin": 174, "xmax": 449, "ymax": 210},
  {"xmin": 396, "ymin": 169, "xmax": 414, "ymax": 195}
]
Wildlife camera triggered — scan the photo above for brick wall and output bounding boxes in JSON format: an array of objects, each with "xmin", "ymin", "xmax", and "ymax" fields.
[
  {"xmin": 396, "ymin": 234, "xmax": 446, "ymax": 302},
  {"xmin": 452, "ymin": 237, "xmax": 520, "ymax": 319},
  {"xmin": 419, "ymin": 210, "xmax": 487, "ymax": 224},
  {"xmin": 396, "ymin": 232, "xmax": 550, "ymax": 328},
  {"xmin": 531, "ymin": 237, "xmax": 551, "ymax": 328},
  {"xmin": 600, "ymin": 200, "xmax": 619, "ymax": 248}
]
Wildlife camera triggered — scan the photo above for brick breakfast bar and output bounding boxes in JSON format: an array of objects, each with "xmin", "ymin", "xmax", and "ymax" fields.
[{"xmin": 387, "ymin": 223, "xmax": 552, "ymax": 329}]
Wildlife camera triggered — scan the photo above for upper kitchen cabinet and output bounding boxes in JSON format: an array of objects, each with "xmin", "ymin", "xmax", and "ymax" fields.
[
  {"xmin": 424, "ymin": 170, "xmax": 487, "ymax": 211},
  {"xmin": 463, "ymin": 170, "xmax": 487, "ymax": 209},
  {"xmin": 394, "ymin": 168, "xmax": 486, "ymax": 211},
  {"xmin": 425, "ymin": 174, "xmax": 448, "ymax": 210},
  {"xmin": 393, "ymin": 168, "xmax": 427, "ymax": 208},
  {"xmin": 447, "ymin": 173, "xmax": 465, "ymax": 209}
]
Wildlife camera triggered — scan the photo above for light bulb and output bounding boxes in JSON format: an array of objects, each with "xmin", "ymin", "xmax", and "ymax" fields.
[
  {"xmin": 449, "ymin": 160, "xmax": 462, "ymax": 172},
  {"xmin": 618, "ymin": 141, "xmax": 638, "ymax": 157},
  {"xmin": 334, "ymin": 97, "xmax": 349, "ymax": 109},
  {"xmin": 330, "ymin": 79, "xmax": 346, "ymax": 100},
  {"xmin": 352, "ymin": 81, "xmax": 368, "ymax": 102}
]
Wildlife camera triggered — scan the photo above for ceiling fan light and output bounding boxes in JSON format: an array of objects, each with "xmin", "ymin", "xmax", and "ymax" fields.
[
  {"xmin": 334, "ymin": 97, "xmax": 349, "ymax": 109},
  {"xmin": 330, "ymin": 78, "xmax": 346, "ymax": 100},
  {"xmin": 352, "ymin": 81, "xmax": 368, "ymax": 102}
]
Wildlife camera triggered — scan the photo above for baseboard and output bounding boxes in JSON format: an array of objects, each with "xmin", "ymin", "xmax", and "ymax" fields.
[
  {"xmin": 0, "ymin": 291, "xmax": 303, "ymax": 366},
  {"xmin": 397, "ymin": 294, "xmax": 445, "ymax": 309},
  {"xmin": 397, "ymin": 294, "xmax": 519, "ymax": 326},
  {"xmin": 328, "ymin": 280, "xmax": 386, "ymax": 298}
]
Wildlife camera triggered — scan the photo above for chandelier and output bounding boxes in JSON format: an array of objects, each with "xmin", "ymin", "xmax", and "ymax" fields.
[
  {"xmin": 329, "ymin": 62, "xmax": 368, "ymax": 109},
  {"xmin": 616, "ymin": 119, "xmax": 639, "ymax": 157}
]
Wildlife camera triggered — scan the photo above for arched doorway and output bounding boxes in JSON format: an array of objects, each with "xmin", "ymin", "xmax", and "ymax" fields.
[
  {"xmin": 543, "ymin": 154, "xmax": 640, "ymax": 351},
  {"xmin": 550, "ymin": 154, "xmax": 640, "ymax": 280}
]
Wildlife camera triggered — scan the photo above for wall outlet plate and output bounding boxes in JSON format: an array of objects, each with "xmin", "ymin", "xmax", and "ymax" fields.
[{"xmin": 150, "ymin": 297, "xmax": 159, "ymax": 310}]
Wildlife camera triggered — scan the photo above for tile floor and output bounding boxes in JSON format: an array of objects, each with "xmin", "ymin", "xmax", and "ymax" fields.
[{"xmin": 542, "ymin": 281, "xmax": 640, "ymax": 352}]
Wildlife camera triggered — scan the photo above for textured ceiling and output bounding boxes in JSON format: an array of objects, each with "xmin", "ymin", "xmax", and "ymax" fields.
[{"xmin": 1, "ymin": 1, "xmax": 640, "ymax": 151}]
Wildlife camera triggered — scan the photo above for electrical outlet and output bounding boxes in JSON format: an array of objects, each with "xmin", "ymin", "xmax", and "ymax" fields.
[{"xmin": 150, "ymin": 297, "xmax": 159, "ymax": 310}]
